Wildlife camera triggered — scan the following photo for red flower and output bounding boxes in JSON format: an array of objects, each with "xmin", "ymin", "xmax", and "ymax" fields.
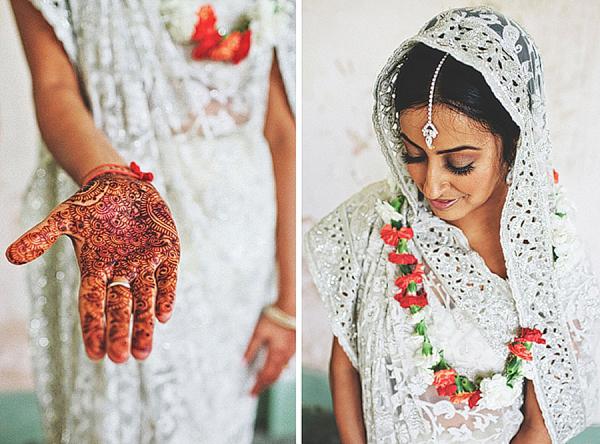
[
  {"xmin": 508, "ymin": 342, "xmax": 533, "ymax": 361},
  {"xmin": 208, "ymin": 31, "xmax": 242, "ymax": 61},
  {"xmin": 395, "ymin": 291, "xmax": 428, "ymax": 308},
  {"xmin": 191, "ymin": 31, "xmax": 222, "ymax": 60},
  {"xmin": 553, "ymin": 169, "xmax": 559, "ymax": 184},
  {"xmin": 515, "ymin": 328, "xmax": 546, "ymax": 345},
  {"xmin": 450, "ymin": 392, "xmax": 473, "ymax": 404},
  {"xmin": 437, "ymin": 384, "xmax": 457, "ymax": 397},
  {"xmin": 389, "ymin": 252, "xmax": 417, "ymax": 265},
  {"xmin": 232, "ymin": 30, "xmax": 252, "ymax": 64},
  {"xmin": 468, "ymin": 390, "xmax": 482, "ymax": 408},
  {"xmin": 380, "ymin": 225, "xmax": 414, "ymax": 246},
  {"xmin": 395, "ymin": 264, "xmax": 424, "ymax": 290},
  {"xmin": 192, "ymin": 5, "xmax": 217, "ymax": 41}
]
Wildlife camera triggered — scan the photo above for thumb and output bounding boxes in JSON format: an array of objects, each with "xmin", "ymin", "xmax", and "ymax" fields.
[{"xmin": 6, "ymin": 206, "xmax": 72, "ymax": 265}]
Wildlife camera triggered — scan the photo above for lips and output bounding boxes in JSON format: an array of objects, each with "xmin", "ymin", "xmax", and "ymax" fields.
[{"xmin": 429, "ymin": 198, "xmax": 460, "ymax": 210}]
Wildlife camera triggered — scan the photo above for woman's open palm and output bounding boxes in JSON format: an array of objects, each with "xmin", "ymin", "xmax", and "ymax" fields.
[{"xmin": 6, "ymin": 173, "xmax": 180, "ymax": 363}]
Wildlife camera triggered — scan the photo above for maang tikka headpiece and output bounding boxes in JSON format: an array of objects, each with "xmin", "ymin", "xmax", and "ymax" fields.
[{"xmin": 422, "ymin": 53, "xmax": 449, "ymax": 149}]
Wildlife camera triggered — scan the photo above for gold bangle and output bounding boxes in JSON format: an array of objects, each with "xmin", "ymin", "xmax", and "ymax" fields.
[{"xmin": 263, "ymin": 304, "xmax": 296, "ymax": 330}]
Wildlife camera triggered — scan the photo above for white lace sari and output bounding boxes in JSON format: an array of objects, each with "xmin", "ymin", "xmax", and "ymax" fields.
[{"xmin": 306, "ymin": 7, "xmax": 600, "ymax": 444}]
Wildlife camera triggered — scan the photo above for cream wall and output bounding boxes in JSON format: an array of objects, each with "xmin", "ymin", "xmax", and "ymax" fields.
[
  {"xmin": 0, "ymin": 0, "xmax": 39, "ymax": 391},
  {"xmin": 303, "ymin": 0, "xmax": 600, "ymax": 371}
]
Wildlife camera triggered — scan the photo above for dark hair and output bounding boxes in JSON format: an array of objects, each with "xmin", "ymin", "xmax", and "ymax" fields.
[{"xmin": 394, "ymin": 43, "xmax": 519, "ymax": 167}]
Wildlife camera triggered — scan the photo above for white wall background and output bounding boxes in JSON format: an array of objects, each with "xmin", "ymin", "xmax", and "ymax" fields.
[
  {"xmin": 0, "ymin": 0, "xmax": 39, "ymax": 391},
  {"xmin": 303, "ymin": 0, "xmax": 600, "ymax": 372}
]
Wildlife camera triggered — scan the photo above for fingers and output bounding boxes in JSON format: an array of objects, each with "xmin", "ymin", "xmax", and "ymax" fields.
[
  {"xmin": 251, "ymin": 343, "xmax": 291, "ymax": 396},
  {"xmin": 105, "ymin": 282, "xmax": 133, "ymax": 363},
  {"xmin": 131, "ymin": 267, "xmax": 157, "ymax": 360},
  {"xmin": 155, "ymin": 251, "xmax": 179, "ymax": 323},
  {"xmin": 245, "ymin": 315, "xmax": 296, "ymax": 396},
  {"xmin": 79, "ymin": 273, "xmax": 108, "ymax": 360},
  {"xmin": 6, "ymin": 206, "xmax": 72, "ymax": 265}
]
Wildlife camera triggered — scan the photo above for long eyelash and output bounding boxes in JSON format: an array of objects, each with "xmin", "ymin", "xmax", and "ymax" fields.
[
  {"xmin": 446, "ymin": 161, "xmax": 474, "ymax": 176},
  {"xmin": 401, "ymin": 151, "xmax": 425, "ymax": 164},
  {"xmin": 402, "ymin": 150, "xmax": 475, "ymax": 176}
]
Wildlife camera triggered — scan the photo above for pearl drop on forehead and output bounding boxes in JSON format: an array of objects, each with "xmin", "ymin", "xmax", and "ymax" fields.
[{"xmin": 422, "ymin": 53, "xmax": 449, "ymax": 150}]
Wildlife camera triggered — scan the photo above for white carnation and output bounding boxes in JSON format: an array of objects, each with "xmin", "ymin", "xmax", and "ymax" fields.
[
  {"xmin": 555, "ymin": 185, "xmax": 576, "ymax": 217},
  {"xmin": 408, "ymin": 306, "xmax": 431, "ymax": 325},
  {"xmin": 413, "ymin": 346, "xmax": 440, "ymax": 371},
  {"xmin": 375, "ymin": 199, "xmax": 402, "ymax": 223},
  {"xmin": 479, "ymin": 374, "xmax": 522, "ymax": 410},
  {"xmin": 551, "ymin": 213, "xmax": 576, "ymax": 248},
  {"xmin": 248, "ymin": 0, "xmax": 290, "ymax": 46},
  {"xmin": 520, "ymin": 360, "xmax": 534, "ymax": 380},
  {"xmin": 160, "ymin": 1, "xmax": 199, "ymax": 43}
]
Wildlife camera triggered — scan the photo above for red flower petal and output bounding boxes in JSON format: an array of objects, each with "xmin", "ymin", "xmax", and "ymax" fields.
[
  {"xmin": 381, "ymin": 225, "xmax": 414, "ymax": 246},
  {"xmin": 468, "ymin": 390, "xmax": 482, "ymax": 408},
  {"xmin": 450, "ymin": 392, "xmax": 473, "ymax": 404},
  {"xmin": 516, "ymin": 327, "xmax": 546, "ymax": 345},
  {"xmin": 508, "ymin": 342, "xmax": 533, "ymax": 361},
  {"xmin": 192, "ymin": 5, "xmax": 217, "ymax": 41},
  {"xmin": 232, "ymin": 30, "xmax": 252, "ymax": 64},
  {"xmin": 208, "ymin": 31, "xmax": 242, "ymax": 61},
  {"xmin": 191, "ymin": 31, "xmax": 222, "ymax": 60},
  {"xmin": 389, "ymin": 252, "xmax": 417, "ymax": 265},
  {"xmin": 553, "ymin": 169, "xmax": 559, "ymax": 184},
  {"xmin": 433, "ymin": 369, "xmax": 457, "ymax": 389},
  {"xmin": 437, "ymin": 384, "xmax": 458, "ymax": 397}
]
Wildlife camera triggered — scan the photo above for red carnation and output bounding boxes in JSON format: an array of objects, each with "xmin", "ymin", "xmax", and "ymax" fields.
[
  {"xmin": 515, "ymin": 328, "xmax": 546, "ymax": 345},
  {"xmin": 553, "ymin": 169, "xmax": 559, "ymax": 184},
  {"xmin": 191, "ymin": 31, "xmax": 222, "ymax": 60},
  {"xmin": 395, "ymin": 264, "xmax": 424, "ymax": 290},
  {"xmin": 232, "ymin": 30, "xmax": 252, "ymax": 64},
  {"xmin": 450, "ymin": 392, "xmax": 473, "ymax": 404},
  {"xmin": 508, "ymin": 342, "xmax": 533, "ymax": 361},
  {"xmin": 395, "ymin": 291, "xmax": 428, "ymax": 309},
  {"xmin": 468, "ymin": 390, "xmax": 482, "ymax": 408},
  {"xmin": 389, "ymin": 252, "xmax": 417, "ymax": 265},
  {"xmin": 192, "ymin": 5, "xmax": 217, "ymax": 41},
  {"xmin": 208, "ymin": 31, "xmax": 242, "ymax": 61},
  {"xmin": 380, "ymin": 225, "xmax": 414, "ymax": 246},
  {"xmin": 437, "ymin": 384, "xmax": 458, "ymax": 397}
]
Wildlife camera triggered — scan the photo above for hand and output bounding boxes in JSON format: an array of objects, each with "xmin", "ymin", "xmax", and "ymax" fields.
[
  {"xmin": 6, "ymin": 173, "xmax": 180, "ymax": 363},
  {"xmin": 243, "ymin": 311, "xmax": 296, "ymax": 396}
]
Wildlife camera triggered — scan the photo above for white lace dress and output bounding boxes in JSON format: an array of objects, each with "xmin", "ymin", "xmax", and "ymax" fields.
[
  {"xmin": 306, "ymin": 181, "xmax": 525, "ymax": 444},
  {"xmin": 22, "ymin": 0, "xmax": 295, "ymax": 443}
]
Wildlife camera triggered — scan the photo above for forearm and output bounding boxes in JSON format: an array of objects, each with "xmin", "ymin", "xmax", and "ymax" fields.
[
  {"xmin": 264, "ymin": 51, "xmax": 296, "ymax": 316},
  {"xmin": 33, "ymin": 84, "xmax": 124, "ymax": 185},
  {"xmin": 511, "ymin": 379, "xmax": 551, "ymax": 444},
  {"xmin": 11, "ymin": 0, "xmax": 124, "ymax": 186},
  {"xmin": 330, "ymin": 338, "xmax": 367, "ymax": 444}
]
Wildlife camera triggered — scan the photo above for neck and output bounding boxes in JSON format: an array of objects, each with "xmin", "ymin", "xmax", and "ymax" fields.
[{"xmin": 450, "ymin": 182, "xmax": 508, "ymax": 278}]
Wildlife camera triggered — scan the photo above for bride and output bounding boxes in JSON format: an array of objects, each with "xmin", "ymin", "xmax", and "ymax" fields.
[{"xmin": 306, "ymin": 7, "xmax": 600, "ymax": 443}]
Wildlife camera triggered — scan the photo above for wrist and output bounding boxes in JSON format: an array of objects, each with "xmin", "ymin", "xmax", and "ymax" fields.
[
  {"xmin": 263, "ymin": 303, "xmax": 296, "ymax": 330},
  {"xmin": 82, "ymin": 162, "xmax": 154, "ymax": 186}
]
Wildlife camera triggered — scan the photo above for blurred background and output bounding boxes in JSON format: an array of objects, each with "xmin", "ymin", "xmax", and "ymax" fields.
[{"xmin": 302, "ymin": 0, "xmax": 600, "ymax": 442}]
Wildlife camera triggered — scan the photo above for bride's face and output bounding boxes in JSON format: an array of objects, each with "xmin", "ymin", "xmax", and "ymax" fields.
[{"xmin": 399, "ymin": 105, "xmax": 508, "ymax": 226}]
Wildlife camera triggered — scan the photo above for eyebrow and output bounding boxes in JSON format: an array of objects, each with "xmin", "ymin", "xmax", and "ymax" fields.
[{"xmin": 400, "ymin": 132, "xmax": 480, "ymax": 154}]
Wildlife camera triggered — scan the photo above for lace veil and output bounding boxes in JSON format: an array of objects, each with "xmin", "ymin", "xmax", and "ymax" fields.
[{"xmin": 372, "ymin": 7, "xmax": 600, "ymax": 442}]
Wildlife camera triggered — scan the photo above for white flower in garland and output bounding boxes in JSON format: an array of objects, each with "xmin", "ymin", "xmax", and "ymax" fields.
[
  {"xmin": 478, "ymin": 374, "xmax": 522, "ymax": 410},
  {"xmin": 248, "ymin": 0, "xmax": 291, "ymax": 47},
  {"xmin": 375, "ymin": 198, "xmax": 403, "ymax": 223},
  {"xmin": 160, "ymin": 0, "xmax": 200, "ymax": 44}
]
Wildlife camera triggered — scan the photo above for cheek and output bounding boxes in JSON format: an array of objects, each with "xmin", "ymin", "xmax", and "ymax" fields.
[{"xmin": 406, "ymin": 164, "xmax": 426, "ymax": 189}]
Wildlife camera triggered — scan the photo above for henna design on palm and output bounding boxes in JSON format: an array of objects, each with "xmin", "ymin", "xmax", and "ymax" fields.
[{"xmin": 6, "ymin": 173, "xmax": 180, "ymax": 363}]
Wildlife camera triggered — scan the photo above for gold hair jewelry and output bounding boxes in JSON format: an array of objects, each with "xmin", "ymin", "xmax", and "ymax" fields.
[
  {"xmin": 263, "ymin": 304, "xmax": 296, "ymax": 330},
  {"xmin": 422, "ymin": 53, "xmax": 449, "ymax": 149}
]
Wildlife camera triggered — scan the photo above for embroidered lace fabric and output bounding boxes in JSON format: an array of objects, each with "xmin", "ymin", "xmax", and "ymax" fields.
[
  {"xmin": 23, "ymin": 0, "xmax": 295, "ymax": 443},
  {"xmin": 306, "ymin": 7, "xmax": 600, "ymax": 444}
]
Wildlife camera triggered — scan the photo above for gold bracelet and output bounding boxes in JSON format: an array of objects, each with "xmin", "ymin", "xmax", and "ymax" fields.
[{"xmin": 263, "ymin": 304, "xmax": 296, "ymax": 330}]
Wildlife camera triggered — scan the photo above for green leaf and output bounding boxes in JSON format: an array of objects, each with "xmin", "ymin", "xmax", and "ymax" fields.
[
  {"xmin": 410, "ymin": 305, "xmax": 422, "ymax": 315},
  {"xmin": 407, "ymin": 281, "xmax": 418, "ymax": 293},
  {"xmin": 422, "ymin": 341, "xmax": 433, "ymax": 356},
  {"xmin": 397, "ymin": 238, "xmax": 408, "ymax": 253},
  {"xmin": 391, "ymin": 196, "xmax": 405, "ymax": 213},
  {"xmin": 399, "ymin": 264, "xmax": 411, "ymax": 275},
  {"xmin": 391, "ymin": 219, "xmax": 402, "ymax": 230},
  {"xmin": 414, "ymin": 319, "xmax": 427, "ymax": 336}
]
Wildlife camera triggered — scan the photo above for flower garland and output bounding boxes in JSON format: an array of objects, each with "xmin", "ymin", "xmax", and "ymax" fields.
[
  {"xmin": 379, "ymin": 195, "xmax": 546, "ymax": 409},
  {"xmin": 160, "ymin": 0, "xmax": 290, "ymax": 64}
]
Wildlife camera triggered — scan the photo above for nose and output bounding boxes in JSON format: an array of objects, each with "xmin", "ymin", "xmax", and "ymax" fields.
[{"xmin": 422, "ymin": 161, "xmax": 450, "ymax": 199}]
